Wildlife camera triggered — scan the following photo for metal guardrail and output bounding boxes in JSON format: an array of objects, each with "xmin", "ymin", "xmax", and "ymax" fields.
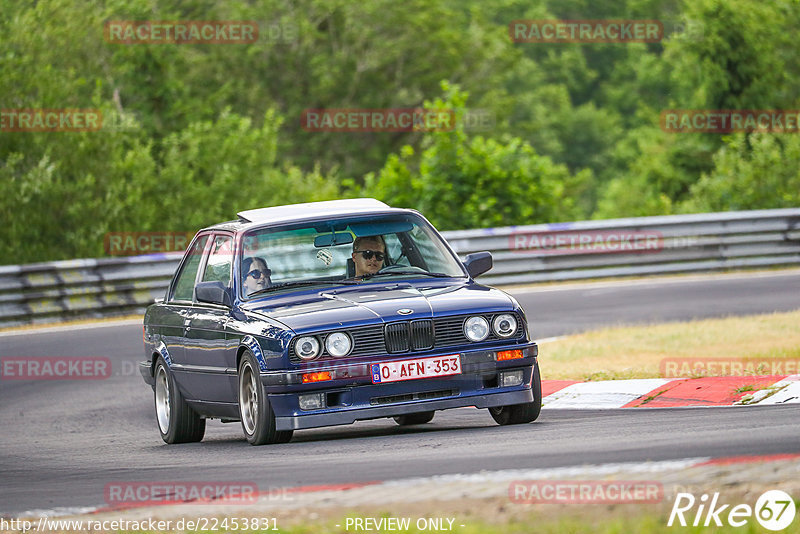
[
  {"xmin": 1, "ymin": 208, "xmax": 798, "ymax": 328},
  {"xmin": 446, "ymin": 208, "xmax": 800, "ymax": 286},
  {"xmin": 0, "ymin": 255, "xmax": 182, "ymax": 328}
]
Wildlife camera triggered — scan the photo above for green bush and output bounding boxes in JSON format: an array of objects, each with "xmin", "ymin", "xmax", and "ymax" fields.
[{"xmin": 362, "ymin": 84, "xmax": 590, "ymax": 230}]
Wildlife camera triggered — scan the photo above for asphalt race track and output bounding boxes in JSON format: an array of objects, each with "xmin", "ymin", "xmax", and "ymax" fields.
[
  {"xmin": 1, "ymin": 270, "xmax": 799, "ymax": 515},
  {"xmin": 517, "ymin": 270, "xmax": 800, "ymax": 338}
]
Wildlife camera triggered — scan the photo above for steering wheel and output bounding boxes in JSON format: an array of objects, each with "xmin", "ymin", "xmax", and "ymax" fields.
[{"xmin": 376, "ymin": 264, "xmax": 426, "ymax": 274}]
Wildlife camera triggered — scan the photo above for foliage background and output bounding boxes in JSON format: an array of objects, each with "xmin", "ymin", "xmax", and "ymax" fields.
[{"xmin": 1, "ymin": 0, "xmax": 798, "ymax": 263}]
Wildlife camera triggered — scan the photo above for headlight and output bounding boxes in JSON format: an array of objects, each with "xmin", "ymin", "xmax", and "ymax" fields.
[
  {"xmin": 295, "ymin": 336, "xmax": 320, "ymax": 360},
  {"xmin": 464, "ymin": 316, "xmax": 490, "ymax": 342},
  {"xmin": 493, "ymin": 314, "xmax": 517, "ymax": 337},
  {"xmin": 325, "ymin": 332, "xmax": 352, "ymax": 357}
]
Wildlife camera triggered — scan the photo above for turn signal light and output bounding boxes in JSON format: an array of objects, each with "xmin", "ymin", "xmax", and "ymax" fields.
[
  {"xmin": 302, "ymin": 371, "xmax": 332, "ymax": 383},
  {"xmin": 497, "ymin": 349, "xmax": 524, "ymax": 361}
]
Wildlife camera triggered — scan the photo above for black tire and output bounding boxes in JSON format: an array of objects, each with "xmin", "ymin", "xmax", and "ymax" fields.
[
  {"xmin": 393, "ymin": 411, "xmax": 435, "ymax": 426},
  {"xmin": 238, "ymin": 351, "xmax": 293, "ymax": 445},
  {"xmin": 154, "ymin": 358, "xmax": 205, "ymax": 443},
  {"xmin": 489, "ymin": 364, "xmax": 542, "ymax": 425}
]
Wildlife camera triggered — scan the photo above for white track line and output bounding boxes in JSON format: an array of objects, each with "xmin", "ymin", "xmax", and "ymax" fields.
[
  {"xmin": 0, "ymin": 319, "xmax": 142, "ymax": 337},
  {"xmin": 542, "ymin": 379, "xmax": 672, "ymax": 409},
  {"xmin": 752, "ymin": 375, "xmax": 800, "ymax": 405},
  {"xmin": 510, "ymin": 268, "xmax": 800, "ymax": 294},
  {"xmin": 14, "ymin": 458, "xmax": 709, "ymax": 519}
]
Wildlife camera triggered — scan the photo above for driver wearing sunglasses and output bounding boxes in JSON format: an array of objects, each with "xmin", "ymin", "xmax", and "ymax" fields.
[
  {"xmin": 242, "ymin": 256, "xmax": 271, "ymax": 295},
  {"xmin": 351, "ymin": 235, "xmax": 386, "ymax": 278}
]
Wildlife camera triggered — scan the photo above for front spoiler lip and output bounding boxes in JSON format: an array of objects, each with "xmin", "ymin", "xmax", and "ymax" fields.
[
  {"xmin": 273, "ymin": 388, "xmax": 534, "ymax": 431},
  {"xmin": 139, "ymin": 361, "xmax": 154, "ymax": 386}
]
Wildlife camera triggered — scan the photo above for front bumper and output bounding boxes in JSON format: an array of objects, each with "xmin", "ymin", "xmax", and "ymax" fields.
[
  {"xmin": 140, "ymin": 361, "xmax": 154, "ymax": 386},
  {"xmin": 268, "ymin": 344, "xmax": 538, "ymax": 431},
  {"xmin": 274, "ymin": 388, "xmax": 533, "ymax": 430}
]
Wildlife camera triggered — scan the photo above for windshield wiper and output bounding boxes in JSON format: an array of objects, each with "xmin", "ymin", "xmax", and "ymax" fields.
[
  {"xmin": 249, "ymin": 279, "xmax": 360, "ymax": 296},
  {"xmin": 361, "ymin": 270, "xmax": 454, "ymax": 280}
]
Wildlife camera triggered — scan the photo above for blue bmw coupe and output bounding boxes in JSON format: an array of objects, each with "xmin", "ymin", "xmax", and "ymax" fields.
[{"xmin": 140, "ymin": 199, "xmax": 540, "ymax": 445}]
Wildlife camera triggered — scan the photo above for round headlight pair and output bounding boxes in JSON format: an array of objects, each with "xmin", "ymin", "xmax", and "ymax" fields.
[
  {"xmin": 463, "ymin": 314, "xmax": 518, "ymax": 342},
  {"xmin": 295, "ymin": 332, "xmax": 352, "ymax": 360}
]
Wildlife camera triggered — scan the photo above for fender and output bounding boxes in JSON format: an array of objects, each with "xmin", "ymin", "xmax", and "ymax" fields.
[
  {"xmin": 156, "ymin": 340, "xmax": 172, "ymax": 367},
  {"xmin": 241, "ymin": 335, "xmax": 268, "ymax": 371}
]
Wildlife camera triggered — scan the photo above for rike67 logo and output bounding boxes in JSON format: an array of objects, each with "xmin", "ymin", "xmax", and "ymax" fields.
[{"xmin": 668, "ymin": 490, "xmax": 796, "ymax": 531}]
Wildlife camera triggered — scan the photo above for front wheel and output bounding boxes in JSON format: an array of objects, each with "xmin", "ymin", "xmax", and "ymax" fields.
[
  {"xmin": 154, "ymin": 358, "xmax": 205, "ymax": 443},
  {"xmin": 238, "ymin": 351, "xmax": 293, "ymax": 445},
  {"xmin": 489, "ymin": 365, "xmax": 542, "ymax": 425},
  {"xmin": 393, "ymin": 411, "xmax": 435, "ymax": 426}
]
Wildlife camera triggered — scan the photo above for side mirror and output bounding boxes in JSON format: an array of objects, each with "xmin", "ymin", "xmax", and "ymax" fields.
[
  {"xmin": 463, "ymin": 251, "xmax": 493, "ymax": 278},
  {"xmin": 195, "ymin": 281, "xmax": 232, "ymax": 307}
]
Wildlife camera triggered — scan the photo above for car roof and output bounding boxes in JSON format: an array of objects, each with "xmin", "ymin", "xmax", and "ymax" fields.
[
  {"xmin": 203, "ymin": 198, "xmax": 415, "ymax": 233},
  {"xmin": 238, "ymin": 198, "xmax": 390, "ymax": 223}
]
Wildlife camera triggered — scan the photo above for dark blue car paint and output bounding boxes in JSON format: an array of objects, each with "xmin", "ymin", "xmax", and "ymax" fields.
[{"xmin": 141, "ymin": 203, "xmax": 539, "ymax": 431}]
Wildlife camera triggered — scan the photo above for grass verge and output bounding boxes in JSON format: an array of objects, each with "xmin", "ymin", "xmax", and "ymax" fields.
[
  {"xmin": 269, "ymin": 515, "xmax": 760, "ymax": 533},
  {"xmin": 118, "ymin": 507, "xmax": 791, "ymax": 534},
  {"xmin": 539, "ymin": 310, "xmax": 800, "ymax": 381}
]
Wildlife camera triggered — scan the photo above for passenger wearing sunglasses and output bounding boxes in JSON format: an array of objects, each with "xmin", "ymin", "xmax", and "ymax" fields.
[
  {"xmin": 351, "ymin": 236, "xmax": 387, "ymax": 278},
  {"xmin": 242, "ymin": 257, "xmax": 271, "ymax": 295}
]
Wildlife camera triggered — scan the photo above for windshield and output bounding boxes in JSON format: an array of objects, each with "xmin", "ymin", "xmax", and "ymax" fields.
[{"xmin": 238, "ymin": 214, "xmax": 465, "ymax": 298}]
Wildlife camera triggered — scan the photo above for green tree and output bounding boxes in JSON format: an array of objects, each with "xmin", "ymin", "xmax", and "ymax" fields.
[
  {"xmin": 363, "ymin": 84, "xmax": 590, "ymax": 230},
  {"xmin": 153, "ymin": 109, "xmax": 340, "ymax": 231},
  {"xmin": 681, "ymin": 134, "xmax": 800, "ymax": 213}
]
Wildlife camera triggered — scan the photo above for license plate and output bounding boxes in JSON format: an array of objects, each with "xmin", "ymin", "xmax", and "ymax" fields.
[{"xmin": 371, "ymin": 355, "xmax": 461, "ymax": 384}]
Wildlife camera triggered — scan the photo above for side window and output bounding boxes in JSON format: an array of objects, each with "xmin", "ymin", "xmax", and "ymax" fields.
[
  {"xmin": 171, "ymin": 235, "xmax": 209, "ymax": 301},
  {"xmin": 202, "ymin": 235, "xmax": 233, "ymax": 286}
]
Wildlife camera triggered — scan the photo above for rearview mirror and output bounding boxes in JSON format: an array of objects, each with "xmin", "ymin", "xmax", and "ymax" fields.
[
  {"xmin": 314, "ymin": 232, "xmax": 354, "ymax": 247},
  {"xmin": 463, "ymin": 252, "xmax": 493, "ymax": 278},
  {"xmin": 195, "ymin": 281, "xmax": 232, "ymax": 307}
]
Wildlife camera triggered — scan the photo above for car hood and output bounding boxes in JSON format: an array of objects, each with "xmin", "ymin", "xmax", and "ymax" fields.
[{"xmin": 240, "ymin": 281, "xmax": 514, "ymax": 333}]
